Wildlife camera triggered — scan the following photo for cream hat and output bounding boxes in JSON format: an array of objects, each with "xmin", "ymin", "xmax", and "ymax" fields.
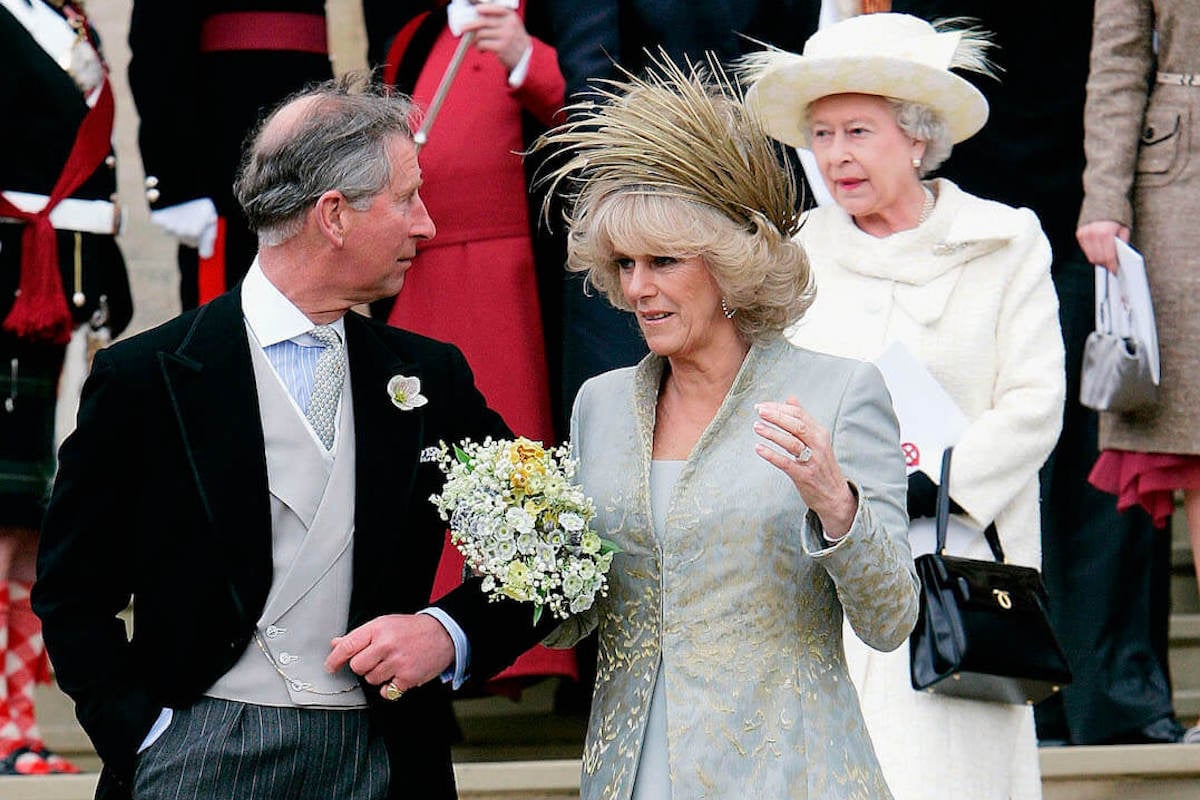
[{"xmin": 743, "ymin": 13, "xmax": 992, "ymax": 148}]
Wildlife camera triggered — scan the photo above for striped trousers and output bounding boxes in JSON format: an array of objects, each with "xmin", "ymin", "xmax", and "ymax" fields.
[{"xmin": 133, "ymin": 697, "xmax": 389, "ymax": 800}]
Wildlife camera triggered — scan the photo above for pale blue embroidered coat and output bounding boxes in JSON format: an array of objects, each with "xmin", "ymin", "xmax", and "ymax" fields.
[{"xmin": 549, "ymin": 337, "xmax": 920, "ymax": 800}]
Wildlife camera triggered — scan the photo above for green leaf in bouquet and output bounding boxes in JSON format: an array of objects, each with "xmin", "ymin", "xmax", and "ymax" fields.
[
  {"xmin": 533, "ymin": 604, "xmax": 544, "ymax": 626},
  {"xmin": 454, "ymin": 444, "xmax": 472, "ymax": 467},
  {"xmin": 599, "ymin": 538, "xmax": 623, "ymax": 555}
]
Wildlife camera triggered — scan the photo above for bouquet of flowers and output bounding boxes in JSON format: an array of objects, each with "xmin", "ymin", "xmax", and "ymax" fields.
[{"xmin": 429, "ymin": 437, "xmax": 619, "ymax": 623}]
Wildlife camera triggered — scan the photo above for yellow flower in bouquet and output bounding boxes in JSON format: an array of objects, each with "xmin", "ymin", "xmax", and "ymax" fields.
[{"xmin": 429, "ymin": 437, "xmax": 620, "ymax": 623}]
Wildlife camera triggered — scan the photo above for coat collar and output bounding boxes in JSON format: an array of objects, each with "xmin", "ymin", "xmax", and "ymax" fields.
[
  {"xmin": 632, "ymin": 337, "xmax": 789, "ymax": 461},
  {"xmin": 804, "ymin": 178, "xmax": 1024, "ymax": 287},
  {"xmin": 801, "ymin": 179, "xmax": 1028, "ymax": 326},
  {"xmin": 158, "ymin": 288, "xmax": 272, "ymax": 628}
]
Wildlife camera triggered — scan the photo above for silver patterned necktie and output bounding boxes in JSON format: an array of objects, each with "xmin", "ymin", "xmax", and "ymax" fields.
[{"xmin": 306, "ymin": 325, "xmax": 344, "ymax": 450}]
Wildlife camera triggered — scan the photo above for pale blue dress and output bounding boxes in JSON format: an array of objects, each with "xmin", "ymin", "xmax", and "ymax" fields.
[{"xmin": 630, "ymin": 459, "xmax": 684, "ymax": 799}]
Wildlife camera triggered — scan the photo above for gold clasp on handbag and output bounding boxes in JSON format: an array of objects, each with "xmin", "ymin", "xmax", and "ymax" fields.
[{"xmin": 992, "ymin": 589, "xmax": 1013, "ymax": 610}]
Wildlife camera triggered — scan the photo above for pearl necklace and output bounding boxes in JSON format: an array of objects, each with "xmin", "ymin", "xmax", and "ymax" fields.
[{"xmin": 917, "ymin": 184, "xmax": 935, "ymax": 226}]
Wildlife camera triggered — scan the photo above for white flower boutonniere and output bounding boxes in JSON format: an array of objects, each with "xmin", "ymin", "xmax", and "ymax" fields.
[{"xmin": 387, "ymin": 375, "xmax": 428, "ymax": 411}]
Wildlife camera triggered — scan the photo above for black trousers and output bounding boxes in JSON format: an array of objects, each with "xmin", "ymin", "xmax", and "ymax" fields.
[{"xmin": 1036, "ymin": 256, "xmax": 1176, "ymax": 743}]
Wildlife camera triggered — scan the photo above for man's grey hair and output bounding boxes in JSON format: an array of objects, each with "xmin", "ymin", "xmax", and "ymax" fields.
[
  {"xmin": 885, "ymin": 98, "xmax": 953, "ymax": 176},
  {"xmin": 235, "ymin": 73, "xmax": 416, "ymax": 246}
]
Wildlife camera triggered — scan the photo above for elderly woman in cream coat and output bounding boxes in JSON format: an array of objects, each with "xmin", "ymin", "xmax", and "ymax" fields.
[
  {"xmin": 538, "ymin": 57, "xmax": 920, "ymax": 800},
  {"xmin": 746, "ymin": 14, "xmax": 1065, "ymax": 800}
]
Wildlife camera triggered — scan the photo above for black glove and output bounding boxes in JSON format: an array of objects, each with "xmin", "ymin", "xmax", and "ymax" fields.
[{"xmin": 907, "ymin": 471, "xmax": 964, "ymax": 520}]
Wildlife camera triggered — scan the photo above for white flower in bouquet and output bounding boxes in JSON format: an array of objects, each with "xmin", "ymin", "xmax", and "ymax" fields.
[{"xmin": 429, "ymin": 437, "xmax": 620, "ymax": 623}]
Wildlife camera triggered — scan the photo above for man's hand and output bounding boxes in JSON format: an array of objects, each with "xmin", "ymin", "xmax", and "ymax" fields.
[{"xmin": 325, "ymin": 614, "xmax": 454, "ymax": 699}]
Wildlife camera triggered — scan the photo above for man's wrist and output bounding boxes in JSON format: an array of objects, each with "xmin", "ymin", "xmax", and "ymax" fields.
[{"xmin": 417, "ymin": 607, "xmax": 471, "ymax": 688}]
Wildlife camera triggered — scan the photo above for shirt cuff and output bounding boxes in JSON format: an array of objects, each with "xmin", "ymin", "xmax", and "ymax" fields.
[
  {"xmin": 137, "ymin": 707, "xmax": 173, "ymax": 753},
  {"xmin": 417, "ymin": 607, "xmax": 471, "ymax": 689},
  {"xmin": 507, "ymin": 44, "xmax": 534, "ymax": 87}
]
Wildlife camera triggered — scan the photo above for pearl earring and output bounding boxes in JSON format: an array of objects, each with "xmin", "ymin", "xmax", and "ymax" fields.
[
  {"xmin": 720, "ymin": 298, "xmax": 737, "ymax": 319},
  {"xmin": 912, "ymin": 157, "xmax": 922, "ymax": 170}
]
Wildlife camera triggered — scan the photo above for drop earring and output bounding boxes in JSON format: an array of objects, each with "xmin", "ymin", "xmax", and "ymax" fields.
[{"xmin": 720, "ymin": 298, "xmax": 736, "ymax": 319}]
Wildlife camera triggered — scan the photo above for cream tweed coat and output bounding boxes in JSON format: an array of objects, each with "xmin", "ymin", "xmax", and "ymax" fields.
[
  {"xmin": 789, "ymin": 178, "xmax": 1065, "ymax": 800},
  {"xmin": 1079, "ymin": 0, "xmax": 1200, "ymax": 454}
]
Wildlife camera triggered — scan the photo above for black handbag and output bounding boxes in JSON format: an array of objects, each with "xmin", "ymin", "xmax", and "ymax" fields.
[{"xmin": 908, "ymin": 447, "xmax": 1072, "ymax": 705}]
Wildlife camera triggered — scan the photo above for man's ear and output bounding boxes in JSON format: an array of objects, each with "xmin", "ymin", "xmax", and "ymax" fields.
[{"xmin": 314, "ymin": 190, "xmax": 348, "ymax": 247}]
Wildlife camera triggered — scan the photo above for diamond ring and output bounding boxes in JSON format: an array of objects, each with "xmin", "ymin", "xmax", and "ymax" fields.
[
  {"xmin": 796, "ymin": 446, "xmax": 813, "ymax": 464},
  {"xmin": 384, "ymin": 681, "xmax": 404, "ymax": 702}
]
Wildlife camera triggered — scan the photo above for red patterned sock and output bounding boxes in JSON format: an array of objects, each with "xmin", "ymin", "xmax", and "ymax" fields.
[
  {"xmin": 7, "ymin": 581, "xmax": 48, "ymax": 747},
  {"xmin": 6, "ymin": 582, "xmax": 77, "ymax": 774},
  {"xmin": 0, "ymin": 583, "xmax": 17, "ymax": 753}
]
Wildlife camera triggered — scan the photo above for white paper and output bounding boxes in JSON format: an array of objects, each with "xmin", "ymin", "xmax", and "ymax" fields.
[
  {"xmin": 1093, "ymin": 240, "xmax": 1160, "ymax": 383},
  {"xmin": 873, "ymin": 341, "xmax": 969, "ymax": 479},
  {"xmin": 797, "ymin": 147, "xmax": 835, "ymax": 207}
]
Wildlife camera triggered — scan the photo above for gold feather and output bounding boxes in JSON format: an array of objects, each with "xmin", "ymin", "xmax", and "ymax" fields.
[{"xmin": 532, "ymin": 49, "xmax": 801, "ymax": 239}]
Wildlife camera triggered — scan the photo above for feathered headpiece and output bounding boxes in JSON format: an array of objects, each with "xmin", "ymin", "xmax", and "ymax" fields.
[{"xmin": 533, "ymin": 50, "xmax": 802, "ymax": 240}]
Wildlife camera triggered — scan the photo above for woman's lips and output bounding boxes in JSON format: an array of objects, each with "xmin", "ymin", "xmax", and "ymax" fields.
[{"xmin": 837, "ymin": 178, "xmax": 865, "ymax": 191}]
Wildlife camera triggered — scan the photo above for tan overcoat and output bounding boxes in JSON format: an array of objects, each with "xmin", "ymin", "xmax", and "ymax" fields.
[{"xmin": 1079, "ymin": 0, "xmax": 1200, "ymax": 454}]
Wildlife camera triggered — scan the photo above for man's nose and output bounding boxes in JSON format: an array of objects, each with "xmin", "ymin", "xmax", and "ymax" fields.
[{"xmin": 412, "ymin": 194, "xmax": 436, "ymax": 240}]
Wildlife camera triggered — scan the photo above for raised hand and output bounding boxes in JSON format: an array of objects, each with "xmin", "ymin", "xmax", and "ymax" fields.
[
  {"xmin": 461, "ymin": 3, "xmax": 531, "ymax": 72},
  {"xmin": 754, "ymin": 397, "xmax": 858, "ymax": 539}
]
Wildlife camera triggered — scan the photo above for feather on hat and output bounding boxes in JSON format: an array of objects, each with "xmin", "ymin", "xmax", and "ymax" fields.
[{"xmin": 533, "ymin": 50, "xmax": 802, "ymax": 240}]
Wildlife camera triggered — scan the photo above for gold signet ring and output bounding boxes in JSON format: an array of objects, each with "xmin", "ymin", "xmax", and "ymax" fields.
[{"xmin": 384, "ymin": 681, "xmax": 404, "ymax": 701}]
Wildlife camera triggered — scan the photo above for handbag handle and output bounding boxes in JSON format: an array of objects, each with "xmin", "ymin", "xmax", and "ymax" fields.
[
  {"xmin": 1096, "ymin": 271, "xmax": 1114, "ymax": 336},
  {"xmin": 935, "ymin": 447, "xmax": 1006, "ymax": 563}
]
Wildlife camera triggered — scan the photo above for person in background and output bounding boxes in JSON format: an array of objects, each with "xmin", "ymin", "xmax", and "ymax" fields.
[
  {"xmin": 891, "ymin": 0, "xmax": 1182, "ymax": 748},
  {"xmin": 362, "ymin": 0, "xmax": 576, "ymax": 697},
  {"xmin": 539, "ymin": 54, "xmax": 919, "ymax": 799},
  {"xmin": 0, "ymin": 0, "xmax": 132, "ymax": 775},
  {"xmin": 34, "ymin": 76, "xmax": 556, "ymax": 800},
  {"xmin": 746, "ymin": 13, "xmax": 1064, "ymax": 798},
  {"xmin": 128, "ymin": 0, "xmax": 333, "ymax": 310},
  {"xmin": 1077, "ymin": 0, "xmax": 1200, "ymax": 745}
]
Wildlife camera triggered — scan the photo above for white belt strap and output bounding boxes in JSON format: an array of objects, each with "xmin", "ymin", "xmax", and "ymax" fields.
[{"xmin": 0, "ymin": 191, "xmax": 119, "ymax": 235}]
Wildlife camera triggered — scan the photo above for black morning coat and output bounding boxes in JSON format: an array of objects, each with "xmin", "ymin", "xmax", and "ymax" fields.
[{"xmin": 34, "ymin": 287, "xmax": 558, "ymax": 800}]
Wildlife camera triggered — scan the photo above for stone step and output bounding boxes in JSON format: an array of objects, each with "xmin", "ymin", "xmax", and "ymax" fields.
[
  {"xmin": 1040, "ymin": 744, "xmax": 1200, "ymax": 800},
  {"xmin": 1173, "ymin": 539, "xmax": 1198, "ymax": 614},
  {"xmin": 3, "ymin": 748, "xmax": 1199, "ymax": 800},
  {"xmin": 1170, "ymin": 614, "xmax": 1200, "ymax": 693},
  {"xmin": 1177, "ymin": 689, "xmax": 1200, "ymax": 720}
]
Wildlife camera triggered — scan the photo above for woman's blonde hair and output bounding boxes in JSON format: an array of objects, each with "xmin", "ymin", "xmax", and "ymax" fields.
[
  {"xmin": 568, "ymin": 187, "xmax": 813, "ymax": 342},
  {"xmin": 533, "ymin": 51, "xmax": 814, "ymax": 340}
]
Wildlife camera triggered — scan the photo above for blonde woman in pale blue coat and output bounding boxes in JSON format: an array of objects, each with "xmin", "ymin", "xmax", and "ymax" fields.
[{"xmin": 539, "ymin": 56, "xmax": 920, "ymax": 800}]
